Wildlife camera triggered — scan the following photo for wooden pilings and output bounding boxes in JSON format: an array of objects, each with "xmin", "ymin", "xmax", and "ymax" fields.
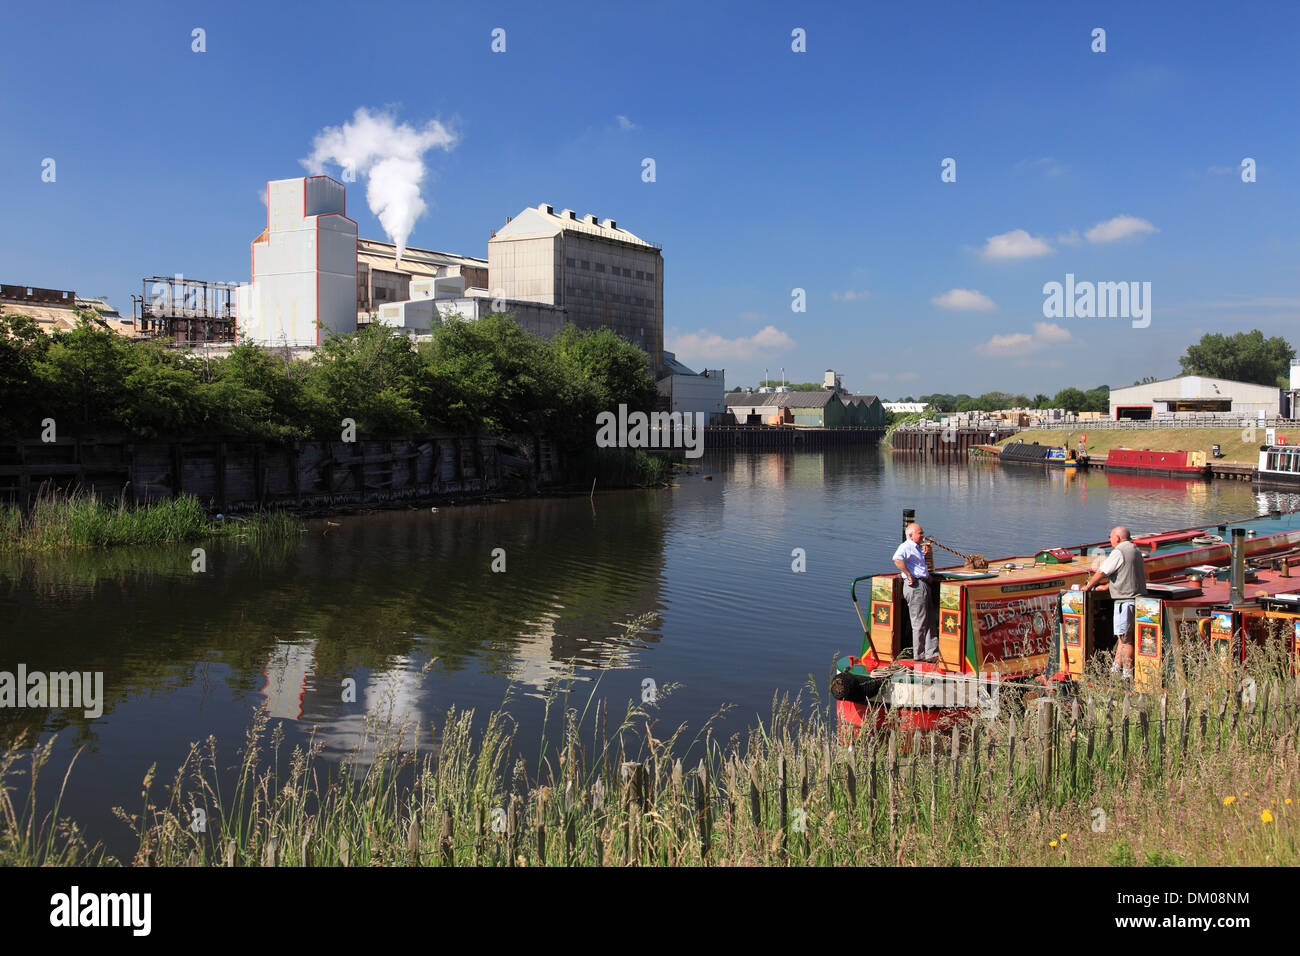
[
  {"xmin": 702, "ymin": 425, "xmax": 884, "ymax": 449},
  {"xmin": 888, "ymin": 427, "xmax": 994, "ymax": 462}
]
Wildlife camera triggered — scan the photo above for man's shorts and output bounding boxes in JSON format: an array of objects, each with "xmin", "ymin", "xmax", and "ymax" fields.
[{"xmin": 1113, "ymin": 600, "xmax": 1135, "ymax": 643}]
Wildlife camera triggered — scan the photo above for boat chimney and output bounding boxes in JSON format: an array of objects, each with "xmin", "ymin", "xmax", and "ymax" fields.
[{"xmin": 1230, "ymin": 528, "xmax": 1246, "ymax": 604}]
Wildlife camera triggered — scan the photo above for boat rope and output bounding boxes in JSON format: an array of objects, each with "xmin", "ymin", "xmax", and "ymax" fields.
[{"xmin": 924, "ymin": 535, "xmax": 989, "ymax": 570}]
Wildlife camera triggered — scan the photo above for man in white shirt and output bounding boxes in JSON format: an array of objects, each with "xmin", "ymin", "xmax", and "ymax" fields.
[
  {"xmin": 1082, "ymin": 526, "xmax": 1147, "ymax": 678},
  {"xmin": 893, "ymin": 522, "xmax": 938, "ymax": 662}
]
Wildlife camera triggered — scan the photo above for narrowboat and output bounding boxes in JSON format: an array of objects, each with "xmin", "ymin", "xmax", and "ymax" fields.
[
  {"xmin": 1045, "ymin": 447, "xmax": 1079, "ymax": 469},
  {"xmin": 1256, "ymin": 444, "xmax": 1300, "ymax": 489},
  {"xmin": 1104, "ymin": 448, "xmax": 1207, "ymax": 479},
  {"xmin": 831, "ymin": 511, "xmax": 1300, "ymax": 734}
]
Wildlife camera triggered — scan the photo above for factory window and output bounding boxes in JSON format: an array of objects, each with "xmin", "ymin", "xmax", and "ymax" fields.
[
  {"xmin": 623, "ymin": 267, "xmax": 631, "ymax": 277},
  {"xmin": 595, "ymin": 263, "xmax": 605, "ymax": 273},
  {"xmin": 646, "ymin": 271, "xmax": 654, "ymax": 281},
  {"xmin": 376, "ymin": 288, "xmax": 388, "ymax": 300},
  {"xmin": 581, "ymin": 260, "xmax": 590, "ymax": 270},
  {"xmin": 636, "ymin": 270, "xmax": 644, "ymax": 280},
  {"xmin": 565, "ymin": 257, "xmax": 575, "ymax": 267}
]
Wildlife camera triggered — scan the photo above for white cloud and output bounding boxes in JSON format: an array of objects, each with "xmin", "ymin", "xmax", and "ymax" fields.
[
  {"xmin": 1085, "ymin": 215, "xmax": 1158, "ymax": 243},
  {"xmin": 257, "ymin": 186, "xmax": 268, "ymax": 207},
  {"xmin": 665, "ymin": 325, "xmax": 794, "ymax": 361},
  {"xmin": 931, "ymin": 288, "xmax": 996, "ymax": 311},
  {"xmin": 1015, "ymin": 157, "xmax": 1066, "ymax": 177},
  {"xmin": 980, "ymin": 229, "xmax": 1054, "ymax": 260},
  {"xmin": 976, "ymin": 321, "xmax": 1073, "ymax": 357},
  {"xmin": 831, "ymin": 289, "xmax": 869, "ymax": 302},
  {"xmin": 616, "ymin": 114, "xmax": 637, "ymax": 131}
]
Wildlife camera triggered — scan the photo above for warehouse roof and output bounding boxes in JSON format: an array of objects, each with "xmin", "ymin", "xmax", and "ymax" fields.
[
  {"xmin": 491, "ymin": 204, "xmax": 659, "ymax": 249},
  {"xmin": 358, "ymin": 238, "xmax": 487, "ymax": 277}
]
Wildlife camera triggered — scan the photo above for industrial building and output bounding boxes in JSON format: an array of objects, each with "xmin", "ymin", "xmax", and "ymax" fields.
[
  {"xmin": 376, "ymin": 275, "xmax": 566, "ymax": 340},
  {"xmin": 237, "ymin": 176, "xmax": 359, "ymax": 347},
  {"xmin": 488, "ymin": 203, "xmax": 664, "ymax": 371},
  {"xmin": 356, "ymin": 238, "xmax": 487, "ymax": 321},
  {"xmin": 1, "ymin": 284, "xmax": 136, "ymax": 336},
  {"xmin": 726, "ymin": 390, "xmax": 885, "ymax": 427},
  {"xmin": 1108, "ymin": 375, "xmax": 1282, "ymax": 420},
  {"xmin": 657, "ymin": 352, "xmax": 726, "ymax": 424}
]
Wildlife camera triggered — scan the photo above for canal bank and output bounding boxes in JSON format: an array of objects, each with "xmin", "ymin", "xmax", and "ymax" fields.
[{"xmin": 995, "ymin": 427, "xmax": 1264, "ymax": 464}]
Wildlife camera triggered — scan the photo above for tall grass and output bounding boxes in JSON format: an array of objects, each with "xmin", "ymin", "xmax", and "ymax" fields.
[
  {"xmin": 0, "ymin": 487, "xmax": 300, "ymax": 552},
  {"xmin": 3, "ymin": 629, "xmax": 1299, "ymax": 867}
]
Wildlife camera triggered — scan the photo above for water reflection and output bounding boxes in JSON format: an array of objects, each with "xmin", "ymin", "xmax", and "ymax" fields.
[{"xmin": 4, "ymin": 449, "xmax": 1298, "ymax": 857}]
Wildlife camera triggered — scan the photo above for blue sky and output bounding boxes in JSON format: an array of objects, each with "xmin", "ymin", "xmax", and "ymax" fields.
[{"xmin": 2, "ymin": 0, "xmax": 1297, "ymax": 397}]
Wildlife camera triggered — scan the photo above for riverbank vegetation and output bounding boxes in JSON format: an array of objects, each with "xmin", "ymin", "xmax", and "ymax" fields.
[
  {"xmin": 4, "ymin": 635, "xmax": 1297, "ymax": 867},
  {"xmin": 0, "ymin": 488, "xmax": 301, "ymax": 552},
  {"xmin": 0, "ymin": 312, "xmax": 657, "ymax": 451}
]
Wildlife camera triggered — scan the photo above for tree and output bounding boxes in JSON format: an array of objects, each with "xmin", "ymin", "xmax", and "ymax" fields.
[
  {"xmin": 1052, "ymin": 387, "xmax": 1087, "ymax": 412},
  {"xmin": 1032, "ymin": 394, "xmax": 1050, "ymax": 408},
  {"xmin": 1179, "ymin": 330, "xmax": 1295, "ymax": 387},
  {"xmin": 1083, "ymin": 385, "xmax": 1110, "ymax": 413}
]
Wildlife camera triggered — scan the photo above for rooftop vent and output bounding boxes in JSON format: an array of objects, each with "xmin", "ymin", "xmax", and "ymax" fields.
[
  {"xmin": 539, "ymin": 203, "xmax": 554, "ymax": 214},
  {"xmin": 602, "ymin": 218, "xmax": 617, "ymax": 230},
  {"xmin": 584, "ymin": 214, "xmax": 599, "ymax": 225}
]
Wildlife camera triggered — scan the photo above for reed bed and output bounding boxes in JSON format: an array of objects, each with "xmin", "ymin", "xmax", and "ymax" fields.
[
  {"xmin": 0, "ymin": 487, "xmax": 301, "ymax": 552},
  {"xmin": 3, "ymin": 637, "xmax": 1299, "ymax": 867}
]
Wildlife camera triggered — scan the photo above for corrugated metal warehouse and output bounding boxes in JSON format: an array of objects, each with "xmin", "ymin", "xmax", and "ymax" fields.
[{"xmin": 1108, "ymin": 375, "xmax": 1281, "ymax": 420}]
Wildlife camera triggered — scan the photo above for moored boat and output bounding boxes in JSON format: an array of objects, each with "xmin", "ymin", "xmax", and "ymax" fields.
[
  {"xmin": 1104, "ymin": 447, "xmax": 1207, "ymax": 478},
  {"xmin": 832, "ymin": 511, "xmax": 1300, "ymax": 735},
  {"xmin": 1255, "ymin": 444, "xmax": 1300, "ymax": 488}
]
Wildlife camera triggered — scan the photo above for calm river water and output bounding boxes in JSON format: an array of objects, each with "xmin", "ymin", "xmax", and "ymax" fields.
[{"xmin": 3, "ymin": 449, "xmax": 1298, "ymax": 856}]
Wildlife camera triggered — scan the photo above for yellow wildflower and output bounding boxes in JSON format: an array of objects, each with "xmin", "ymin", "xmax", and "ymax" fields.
[
  {"xmin": 1262, "ymin": 809, "xmax": 1274, "ymax": 823},
  {"xmin": 1060, "ymin": 833, "xmax": 1068, "ymax": 841},
  {"xmin": 1049, "ymin": 840, "xmax": 1058, "ymax": 848},
  {"xmin": 1286, "ymin": 799, "xmax": 1293, "ymax": 806},
  {"xmin": 1223, "ymin": 796, "xmax": 1236, "ymax": 806}
]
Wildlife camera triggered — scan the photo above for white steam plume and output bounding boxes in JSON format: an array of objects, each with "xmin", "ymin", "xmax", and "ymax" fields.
[{"xmin": 302, "ymin": 108, "xmax": 456, "ymax": 263}]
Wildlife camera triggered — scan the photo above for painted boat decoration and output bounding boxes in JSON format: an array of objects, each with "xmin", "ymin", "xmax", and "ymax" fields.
[{"xmin": 832, "ymin": 511, "xmax": 1300, "ymax": 735}]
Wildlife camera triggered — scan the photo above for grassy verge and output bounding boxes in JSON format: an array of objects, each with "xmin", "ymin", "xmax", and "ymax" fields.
[
  {"xmin": 3, "ymin": 630, "xmax": 1297, "ymax": 867},
  {"xmin": 0, "ymin": 488, "xmax": 301, "ymax": 552},
  {"xmin": 999, "ymin": 428, "xmax": 1263, "ymax": 464}
]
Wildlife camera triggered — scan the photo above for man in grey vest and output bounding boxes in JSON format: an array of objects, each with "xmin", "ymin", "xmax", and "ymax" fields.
[{"xmin": 1082, "ymin": 526, "xmax": 1147, "ymax": 678}]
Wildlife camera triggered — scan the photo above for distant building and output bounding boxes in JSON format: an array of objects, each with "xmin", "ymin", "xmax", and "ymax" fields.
[
  {"xmin": 237, "ymin": 176, "xmax": 358, "ymax": 347},
  {"xmin": 883, "ymin": 402, "xmax": 929, "ymax": 414},
  {"xmin": 489, "ymin": 204, "xmax": 664, "ymax": 370},
  {"xmin": 0, "ymin": 283, "xmax": 135, "ymax": 336},
  {"xmin": 1108, "ymin": 376, "xmax": 1281, "ymax": 420},
  {"xmin": 726, "ymin": 391, "xmax": 884, "ymax": 427},
  {"xmin": 657, "ymin": 352, "xmax": 726, "ymax": 424}
]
